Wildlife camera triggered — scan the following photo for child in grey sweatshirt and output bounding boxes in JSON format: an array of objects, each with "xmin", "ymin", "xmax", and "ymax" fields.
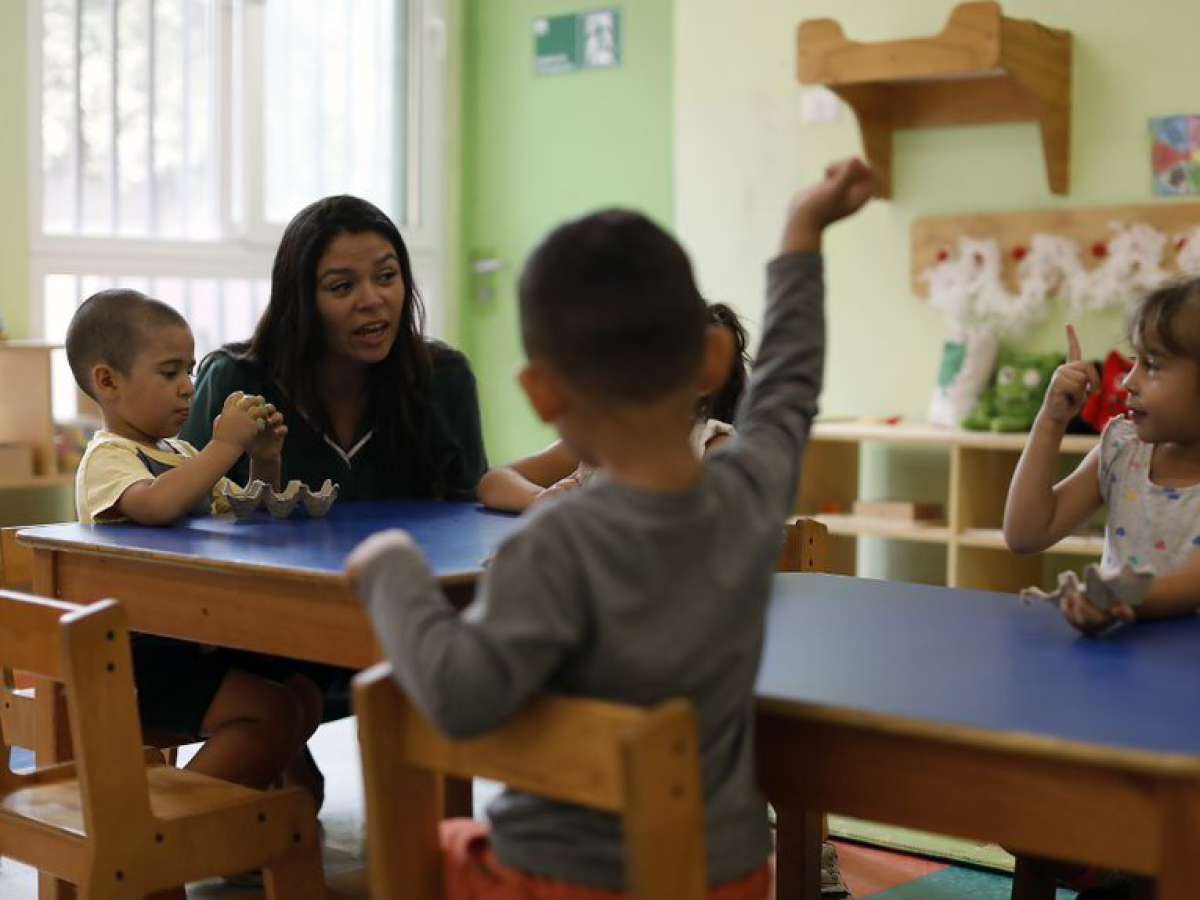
[{"xmin": 347, "ymin": 158, "xmax": 878, "ymax": 896}]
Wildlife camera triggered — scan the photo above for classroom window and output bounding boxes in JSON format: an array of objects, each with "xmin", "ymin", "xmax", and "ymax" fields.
[{"xmin": 30, "ymin": 0, "xmax": 446, "ymax": 407}]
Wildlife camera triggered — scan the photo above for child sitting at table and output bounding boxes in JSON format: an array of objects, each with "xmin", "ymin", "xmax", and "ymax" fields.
[
  {"xmin": 65, "ymin": 288, "xmax": 324, "ymax": 810},
  {"xmin": 1004, "ymin": 280, "xmax": 1200, "ymax": 899},
  {"xmin": 346, "ymin": 158, "xmax": 878, "ymax": 899},
  {"xmin": 476, "ymin": 301, "xmax": 750, "ymax": 512}
]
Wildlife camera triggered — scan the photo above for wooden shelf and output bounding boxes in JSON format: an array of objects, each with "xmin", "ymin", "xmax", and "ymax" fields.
[
  {"xmin": 812, "ymin": 514, "xmax": 952, "ymax": 545},
  {"xmin": 799, "ymin": 422, "xmax": 1104, "ymax": 592},
  {"xmin": 959, "ymin": 528, "xmax": 1103, "ymax": 556},
  {"xmin": 0, "ymin": 472, "xmax": 74, "ymax": 491},
  {"xmin": 796, "ymin": 2, "xmax": 1072, "ymax": 197},
  {"xmin": 811, "ymin": 420, "xmax": 1097, "ymax": 454}
]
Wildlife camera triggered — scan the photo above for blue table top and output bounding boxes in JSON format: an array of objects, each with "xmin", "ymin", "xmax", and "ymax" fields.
[
  {"xmin": 19, "ymin": 500, "xmax": 525, "ymax": 582},
  {"xmin": 759, "ymin": 575, "xmax": 1200, "ymax": 759}
]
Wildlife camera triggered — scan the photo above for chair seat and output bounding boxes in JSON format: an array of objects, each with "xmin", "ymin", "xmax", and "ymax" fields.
[{"xmin": 1, "ymin": 762, "xmax": 263, "ymax": 838}]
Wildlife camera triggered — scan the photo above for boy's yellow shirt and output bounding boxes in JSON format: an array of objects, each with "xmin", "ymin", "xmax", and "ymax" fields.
[{"xmin": 75, "ymin": 430, "xmax": 239, "ymax": 524}]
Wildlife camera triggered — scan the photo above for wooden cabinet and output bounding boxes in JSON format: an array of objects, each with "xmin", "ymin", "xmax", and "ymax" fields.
[
  {"xmin": 0, "ymin": 342, "xmax": 75, "ymax": 490},
  {"xmin": 798, "ymin": 421, "xmax": 1100, "ymax": 593}
]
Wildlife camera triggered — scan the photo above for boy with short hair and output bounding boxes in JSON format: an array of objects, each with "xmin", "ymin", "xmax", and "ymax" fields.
[
  {"xmin": 67, "ymin": 288, "xmax": 323, "ymax": 809},
  {"xmin": 347, "ymin": 159, "xmax": 878, "ymax": 898},
  {"xmin": 68, "ymin": 288, "xmax": 285, "ymax": 525}
]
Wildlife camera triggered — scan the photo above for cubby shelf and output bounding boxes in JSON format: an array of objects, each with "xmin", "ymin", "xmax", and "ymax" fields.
[
  {"xmin": 796, "ymin": 2, "xmax": 1072, "ymax": 198},
  {"xmin": 958, "ymin": 527, "xmax": 1104, "ymax": 556},
  {"xmin": 797, "ymin": 421, "xmax": 1100, "ymax": 593},
  {"xmin": 0, "ymin": 473, "xmax": 74, "ymax": 491},
  {"xmin": 812, "ymin": 513, "xmax": 952, "ymax": 545}
]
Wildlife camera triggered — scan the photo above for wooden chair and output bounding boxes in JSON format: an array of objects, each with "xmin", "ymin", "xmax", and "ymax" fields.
[
  {"xmin": 0, "ymin": 589, "xmax": 324, "ymax": 898},
  {"xmin": 0, "ymin": 527, "xmax": 32, "ymax": 591},
  {"xmin": 0, "ymin": 527, "xmax": 37, "ymax": 753},
  {"xmin": 775, "ymin": 516, "xmax": 832, "ymax": 892},
  {"xmin": 778, "ymin": 517, "xmax": 829, "ymax": 573},
  {"xmin": 354, "ymin": 664, "xmax": 707, "ymax": 900}
]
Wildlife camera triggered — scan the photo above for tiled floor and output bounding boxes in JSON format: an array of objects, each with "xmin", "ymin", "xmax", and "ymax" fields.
[{"xmin": 2, "ymin": 723, "xmax": 1080, "ymax": 898}]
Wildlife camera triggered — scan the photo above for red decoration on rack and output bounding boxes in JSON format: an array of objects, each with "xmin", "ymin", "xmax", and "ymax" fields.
[
  {"xmin": 1012, "ymin": 246, "xmax": 1028, "ymax": 261},
  {"xmin": 936, "ymin": 249, "xmax": 949, "ymax": 262},
  {"xmin": 1091, "ymin": 241, "xmax": 1108, "ymax": 258}
]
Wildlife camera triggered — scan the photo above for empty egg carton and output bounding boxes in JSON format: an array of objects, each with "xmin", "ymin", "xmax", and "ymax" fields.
[{"xmin": 223, "ymin": 479, "xmax": 339, "ymax": 519}]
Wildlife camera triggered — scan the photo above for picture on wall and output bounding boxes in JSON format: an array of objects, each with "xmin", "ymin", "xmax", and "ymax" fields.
[{"xmin": 1150, "ymin": 115, "xmax": 1200, "ymax": 196}]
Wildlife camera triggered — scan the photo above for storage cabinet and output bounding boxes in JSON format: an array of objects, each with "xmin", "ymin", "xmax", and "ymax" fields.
[
  {"xmin": 0, "ymin": 342, "xmax": 73, "ymax": 490},
  {"xmin": 797, "ymin": 422, "xmax": 1101, "ymax": 592}
]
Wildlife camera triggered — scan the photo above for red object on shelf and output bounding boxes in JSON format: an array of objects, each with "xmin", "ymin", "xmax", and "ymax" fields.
[
  {"xmin": 1080, "ymin": 351, "xmax": 1133, "ymax": 433},
  {"xmin": 936, "ymin": 249, "xmax": 949, "ymax": 262},
  {"xmin": 1090, "ymin": 242, "xmax": 1108, "ymax": 258},
  {"xmin": 884, "ymin": 415, "xmax": 903, "ymax": 425},
  {"xmin": 1012, "ymin": 246, "xmax": 1028, "ymax": 261}
]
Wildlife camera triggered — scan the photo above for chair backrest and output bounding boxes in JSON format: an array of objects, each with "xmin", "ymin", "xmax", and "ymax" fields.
[
  {"xmin": 353, "ymin": 663, "xmax": 707, "ymax": 900},
  {"xmin": 0, "ymin": 590, "xmax": 153, "ymax": 834},
  {"xmin": 0, "ymin": 530, "xmax": 43, "ymax": 752},
  {"xmin": 778, "ymin": 517, "xmax": 829, "ymax": 573},
  {"xmin": 0, "ymin": 527, "xmax": 34, "ymax": 591}
]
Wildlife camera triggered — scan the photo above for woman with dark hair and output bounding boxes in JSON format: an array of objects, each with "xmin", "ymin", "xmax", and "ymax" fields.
[
  {"xmin": 182, "ymin": 194, "xmax": 486, "ymax": 501},
  {"xmin": 181, "ymin": 197, "xmax": 487, "ymax": 807}
]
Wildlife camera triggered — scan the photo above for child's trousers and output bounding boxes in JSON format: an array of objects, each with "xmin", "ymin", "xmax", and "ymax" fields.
[{"xmin": 440, "ymin": 819, "xmax": 771, "ymax": 900}]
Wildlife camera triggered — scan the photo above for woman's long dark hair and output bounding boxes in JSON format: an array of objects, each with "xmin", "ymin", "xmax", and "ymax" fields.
[{"xmin": 226, "ymin": 195, "xmax": 440, "ymax": 487}]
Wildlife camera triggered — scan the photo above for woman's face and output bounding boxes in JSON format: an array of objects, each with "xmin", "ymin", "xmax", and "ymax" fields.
[{"xmin": 314, "ymin": 231, "xmax": 406, "ymax": 367}]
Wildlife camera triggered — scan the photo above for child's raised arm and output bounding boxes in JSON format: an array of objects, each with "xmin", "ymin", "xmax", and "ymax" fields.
[
  {"xmin": 1004, "ymin": 325, "xmax": 1103, "ymax": 554},
  {"xmin": 117, "ymin": 393, "xmax": 267, "ymax": 525}
]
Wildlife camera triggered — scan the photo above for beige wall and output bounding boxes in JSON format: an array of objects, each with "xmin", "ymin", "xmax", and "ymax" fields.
[
  {"xmin": 673, "ymin": 0, "xmax": 1196, "ymax": 580},
  {"xmin": 674, "ymin": 0, "xmax": 1195, "ymax": 413}
]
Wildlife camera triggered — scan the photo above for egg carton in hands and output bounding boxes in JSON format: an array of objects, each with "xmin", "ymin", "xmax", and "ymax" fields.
[
  {"xmin": 223, "ymin": 479, "xmax": 340, "ymax": 519},
  {"xmin": 1019, "ymin": 563, "xmax": 1153, "ymax": 612}
]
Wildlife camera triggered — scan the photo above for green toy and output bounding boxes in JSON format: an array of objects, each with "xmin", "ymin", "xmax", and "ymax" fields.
[{"xmin": 962, "ymin": 349, "xmax": 1062, "ymax": 432}]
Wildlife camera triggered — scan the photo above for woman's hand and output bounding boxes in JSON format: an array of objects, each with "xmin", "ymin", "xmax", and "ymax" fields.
[{"xmin": 249, "ymin": 403, "xmax": 287, "ymax": 464}]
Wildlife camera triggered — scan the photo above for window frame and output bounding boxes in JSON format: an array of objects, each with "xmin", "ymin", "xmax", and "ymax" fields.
[{"xmin": 25, "ymin": 0, "xmax": 447, "ymax": 339}]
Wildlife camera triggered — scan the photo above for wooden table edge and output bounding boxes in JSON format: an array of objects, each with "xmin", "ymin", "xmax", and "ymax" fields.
[{"xmin": 757, "ymin": 696, "xmax": 1200, "ymax": 778}]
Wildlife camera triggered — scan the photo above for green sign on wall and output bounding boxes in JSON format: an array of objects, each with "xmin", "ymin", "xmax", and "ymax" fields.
[{"xmin": 533, "ymin": 8, "xmax": 621, "ymax": 76}]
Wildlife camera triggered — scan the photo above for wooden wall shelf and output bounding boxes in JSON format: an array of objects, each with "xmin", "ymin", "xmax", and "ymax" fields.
[
  {"xmin": 911, "ymin": 203, "xmax": 1200, "ymax": 296},
  {"xmin": 797, "ymin": 2, "xmax": 1072, "ymax": 198},
  {"xmin": 798, "ymin": 421, "xmax": 1101, "ymax": 593}
]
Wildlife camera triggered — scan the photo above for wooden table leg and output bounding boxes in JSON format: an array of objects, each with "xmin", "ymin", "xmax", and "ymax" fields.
[
  {"xmin": 33, "ymin": 550, "xmax": 77, "ymax": 900},
  {"xmin": 1156, "ymin": 784, "xmax": 1200, "ymax": 900},
  {"xmin": 774, "ymin": 805, "xmax": 822, "ymax": 900},
  {"xmin": 34, "ymin": 679, "xmax": 76, "ymax": 900}
]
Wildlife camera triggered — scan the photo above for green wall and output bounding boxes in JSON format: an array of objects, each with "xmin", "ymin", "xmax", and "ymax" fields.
[
  {"xmin": 0, "ymin": 1, "xmax": 29, "ymax": 341},
  {"xmin": 460, "ymin": 1, "xmax": 675, "ymax": 464}
]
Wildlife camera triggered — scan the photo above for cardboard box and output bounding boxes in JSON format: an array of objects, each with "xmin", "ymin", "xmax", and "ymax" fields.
[
  {"xmin": 0, "ymin": 443, "xmax": 34, "ymax": 481},
  {"xmin": 852, "ymin": 500, "xmax": 944, "ymax": 521}
]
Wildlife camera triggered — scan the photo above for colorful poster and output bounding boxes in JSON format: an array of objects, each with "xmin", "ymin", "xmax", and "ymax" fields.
[
  {"xmin": 1150, "ymin": 115, "xmax": 1200, "ymax": 196},
  {"xmin": 533, "ymin": 9, "xmax": 621, "ymax": 76}
]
